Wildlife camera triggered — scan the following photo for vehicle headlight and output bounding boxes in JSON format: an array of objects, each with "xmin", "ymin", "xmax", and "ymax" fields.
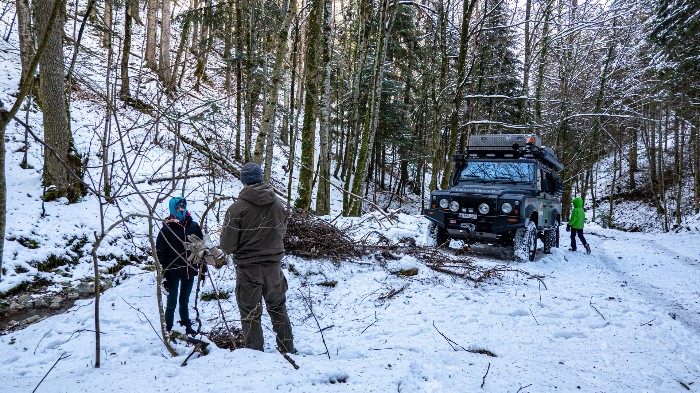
[
  {"xmin": 501, "ymin": 202, "xmax": 513, "ymax": 214},
  {"xmin": 449, "ymin": 201, "xmax": 460, "ymax": 212},
  {"xmin": 478, "ymin": 203, "xmax": 490, "ymax": 214},
  {"xmin": 439, "ymin": 199, "xmax": 449, "ymax": 209}
]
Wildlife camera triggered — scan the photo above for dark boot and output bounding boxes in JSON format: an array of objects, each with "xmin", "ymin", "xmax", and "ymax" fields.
[
  {"xmin": 584, "ymin": 244, "xmax": 591, "ymax": 254},
  {"xmin": 180, "ymin": 320, "xmax": 197, "ymax": 336}
]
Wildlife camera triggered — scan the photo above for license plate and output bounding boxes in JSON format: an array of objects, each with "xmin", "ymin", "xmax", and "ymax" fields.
[{"xmin": 458, "ymin": 213, "xmax": 477, "ymax": 219}]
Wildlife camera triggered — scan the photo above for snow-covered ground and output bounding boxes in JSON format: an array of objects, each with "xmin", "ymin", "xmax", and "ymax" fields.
[
  {"xmin": 2, "ymin": 2, "xmax": 700, "ymax": 392},
  {"xmin": 2, "ymin": 219, "xmax": 699, "ymax": 392}
]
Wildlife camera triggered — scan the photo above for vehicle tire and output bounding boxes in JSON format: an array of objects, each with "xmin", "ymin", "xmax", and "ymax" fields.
[
  {"xmin": 514, "ymin": 221, "xmax": 537, "ymax": 262},
  {"xmin": 543, "ymin": 227, "xmax": 555, "ymax": 254},
  {"xmin": 429, "ymin": 222, "xmax": 450, "ymax": 247}
]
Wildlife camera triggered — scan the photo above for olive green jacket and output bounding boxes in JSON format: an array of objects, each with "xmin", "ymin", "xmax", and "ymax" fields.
[{"xmin": 220, "ymin": 183, "xmax": 287, "ymax": 265}]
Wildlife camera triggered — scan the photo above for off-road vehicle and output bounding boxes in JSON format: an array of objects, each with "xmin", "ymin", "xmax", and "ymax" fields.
[{"xmin": 423, "ymin": 134, "xmax": 564, "ymax": 261}]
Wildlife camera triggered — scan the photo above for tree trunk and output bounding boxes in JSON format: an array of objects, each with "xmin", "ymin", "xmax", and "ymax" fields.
[
  {"xmin": 35, "ymin": 0, "xmax": 83, "ymax": 202},
  {"xmin": 103, "ymin": 0, "xmax": 111, "ymax": 48},
  {"xmin": 675, "ymin": 120, "xmax": 683, "ymax": 226},
  {"xmin": 341, "ymin": 0, "xmax": 369, "ymax": 210},
  {"xmin": 145, "ymin": 0, "xmax": 158, "ymax": 70},
  {"xmin": 439, "ymin": 0, "xmax": 477, "ymax": 190},
  {"xmin": 253, "ymin": 0, "xmax": 295, "ymax": 166},
  {"xmin": 119, "ymin": 0, "xmax": 133, "ymax": 99},
  {"xmin": 519, "ymin": 0, "xmax": 532, "ymax": 124},
  {"xmin": 428, "ymin": 0, "xmax": 448, "ymax": 192},
  {"xmin": 295, "ymin": 0, "xmax": 322, "ymax": 211},
  {"xmin": 534, "ymin": 0, "xmax": 553, "ymax": 124},
  {"xmin": 16, "ymin": 0, "xmax": 34, "ymax": 87},
  {"xmin": 693, "ymin": 126, "xmax": 699, "ymax": 214},
  {"xmin": 629, "ymin": 127, "xmax": 637, "ymax": 189},
  {"xmin": 170, "ymin": 19, "xmax": 191, "ymax": 92},
  {"xmin": 315, "ymin": 0, "xmax": 332, "ymax": 215},
  {"xmin": 158, "ymin": 0, "xmax": 172, "ymax": 86},
  {"xmin": 348, "ymin": 0, "xmax": 396, "ymax": 216},
  {"xmin": 235, "ymin": 0, "xmax": 243, "ymax": 159}
]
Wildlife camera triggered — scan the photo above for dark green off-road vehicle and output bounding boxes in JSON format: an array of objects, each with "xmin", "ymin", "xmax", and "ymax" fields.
[{"xmin": 423, "ymin": 134, "xmax": 564, "ymax": 261}]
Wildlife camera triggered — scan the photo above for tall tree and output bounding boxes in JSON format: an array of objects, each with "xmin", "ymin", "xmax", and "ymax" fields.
[
  {"xmin": 34, "ymin": 0, "xmax": 84, "ymax": 201},
  {"xmin": 145, "ymin": 0, "xmax": 158, "ymax": 70},
  {"xmin": 16, "ymin": 0, "xmax": 34, "ymax": 86},
  {"xmin": 315, "ymin": 0, "xmax": 333, "ymax": 215},
  {"xmin": 347, "ymin": 0, "xmax": 397, "ymax": 215},
  {"xmin": 158, "ymin": 0, "xmax": 172, "ymax": 85},
  {"xmin": 295, "ymin": 0, "xmax": 323, "ymax": 210}
]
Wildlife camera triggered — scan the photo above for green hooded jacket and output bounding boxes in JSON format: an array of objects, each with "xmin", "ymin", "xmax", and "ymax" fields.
[{"xmin": 568, "ymin": 197, "xmax": 585, "ymax": 229}]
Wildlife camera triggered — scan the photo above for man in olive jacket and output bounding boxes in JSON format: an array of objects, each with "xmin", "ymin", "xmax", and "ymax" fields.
[{"xmin": 220, "ymin": 162, "xmax": 294, "ymax": 353}]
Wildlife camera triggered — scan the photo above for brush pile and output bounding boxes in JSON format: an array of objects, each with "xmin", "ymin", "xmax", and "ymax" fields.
[
  {"xmin": 207, "ymin": 326, "xmax": 246, "ymax": 350},
  {"xmin": 284, "ymin": 207, "xmax": 358, "ymax": 261}
]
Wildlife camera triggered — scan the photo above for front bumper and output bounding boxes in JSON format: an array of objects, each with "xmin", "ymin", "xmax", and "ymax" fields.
[{"xmin": 423, "ymin": 208, "xmax": 525, "ymax": 239}]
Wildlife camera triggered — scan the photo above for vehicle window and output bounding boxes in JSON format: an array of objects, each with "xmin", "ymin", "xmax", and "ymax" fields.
[
  {"xmin": 546, "ymin": 172, "xmax": 556, "ymax": 193},
  {"xmin": 540, "ymin": 169, "xmax": 548, "ymax": 192},
  {"xmin": 459, "ymin": 161, "xmax": 534, "ymax": 182}
]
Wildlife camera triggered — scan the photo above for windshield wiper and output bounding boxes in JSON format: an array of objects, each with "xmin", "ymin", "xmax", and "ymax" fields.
[{"xmin": 481, "ymin": 177, "xmax": 517, "ymax": 184}]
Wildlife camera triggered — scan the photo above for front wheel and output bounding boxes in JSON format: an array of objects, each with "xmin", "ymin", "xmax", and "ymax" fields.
[
  {"xmin": 514, "ymin": 221, "xmax": 537, "ymax": 262},
  {"xmin": 429, "ymin": 222, "xmax": 450, "ymax": 247}
]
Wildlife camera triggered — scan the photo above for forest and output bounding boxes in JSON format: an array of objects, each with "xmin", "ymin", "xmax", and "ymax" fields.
[{"xmin": 1, "ymin": 0, "xmax": 700, "ymax": 390}]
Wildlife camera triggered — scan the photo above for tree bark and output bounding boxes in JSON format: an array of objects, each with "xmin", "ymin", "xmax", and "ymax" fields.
[
  {"xmin": 103, "ymin": 0, "xmax": 112, "ymax": 48},
  {"xmin": 35, "ymin": 0, "xmax": 83, "ymax": 202},
  {"xmin": 145, "ymin": 0, "xmax": 158, "ymax": 69},
  {"xmin": 315, "ymin": 0, "xmax": 333, "ymax": 215},
  {"xmin": 295, "ymin": 0, "xmax": 322, "ymax": 211},
  {"xmin": 253, "ymin": 0, "xmax": 295, "ymax": 167},
  {"xmin": 348, "ymin": 0, "xmax": 396, "ymax": 216},
  {"xmin": 439, "ymin": 0, "xmax": 477, "ymax": 190},
  {"xmin": 119, "ymin": 0, "xmax": 133, "ymax": 99},
  {"xmin": 16, "ymin": 0, "xmax": 34, "ymax": 87},
  {"xmin": 158, "ymin": 0, "xmax": 172, "ymax": 86},
  {"xmin": 519, "ymin": 0, "xmax": 532, "ymax": 124}
]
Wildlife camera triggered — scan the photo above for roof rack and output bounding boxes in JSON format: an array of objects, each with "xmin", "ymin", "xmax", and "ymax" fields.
[{"xmin": 455, "ymin": 133, "xmax": 564, "ymax": 171}]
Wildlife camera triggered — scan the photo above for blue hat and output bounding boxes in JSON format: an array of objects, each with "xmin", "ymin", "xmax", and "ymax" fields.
[
  {"xmin": 169, "ymin": 197, "xmax": 187, "ymax": 222},
  {"xmin": 240, "ymin": 162, "xmax": 263, "ymax": 185}
]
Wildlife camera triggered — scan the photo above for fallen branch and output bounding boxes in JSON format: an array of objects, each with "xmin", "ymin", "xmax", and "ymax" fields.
[
  {"xmin": 32, "ymin": 352, "xmax": 69, "ymax": 393},
  {"xmin": 481, "ymin": 362, "xmax": 491, "ymax": 389},
  {"xmin": 378, "ymin": 285, "xmax": 407, "ymax": 301},
  {"xmin": 122, "ymin": 297, "xmax": 169, "ymax": 348},
  {"xmin": 278, "ymin": 348, "xmax": 300, "ymax": 370},
  {"xmin": 433, "ymin": 321, "xmax": 467, "ymax": 351},
  {"xmin": 299, "ymin": 289, "xmax": 331, "ymax": 359},
  {"xmin": 590, "ymin": 296, "xmax": 606, "ymax": 321}
]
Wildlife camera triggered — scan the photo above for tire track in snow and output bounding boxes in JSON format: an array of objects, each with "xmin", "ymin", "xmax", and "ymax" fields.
[{"xmin": 588, "ymin": 231, "xmax": 700, "ymax": 337}]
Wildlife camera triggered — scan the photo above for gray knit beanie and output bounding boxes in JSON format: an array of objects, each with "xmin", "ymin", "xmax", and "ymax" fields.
[{"xmin": 240, "ymin": 162, "xmax": 263, "ymax": 185}]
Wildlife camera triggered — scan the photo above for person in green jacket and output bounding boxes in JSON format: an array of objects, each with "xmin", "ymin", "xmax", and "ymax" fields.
[{"xmin": 566, "ymin": 197, "xmax": 591, "ymax": 254}]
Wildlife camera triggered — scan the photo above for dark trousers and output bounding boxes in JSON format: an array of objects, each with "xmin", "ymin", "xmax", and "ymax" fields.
[
  {"xmin": 236, "ymin": 262, "xmax": 294, "ymax": 353},
  {"xmin": 165, "ymin": 276, "xmax": 195, "ymax": 329},
  {"xmin": 570, "ymin": 228, "xmax": 588, "ymax": 250}
]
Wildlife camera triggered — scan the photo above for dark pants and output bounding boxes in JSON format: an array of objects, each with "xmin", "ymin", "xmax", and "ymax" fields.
[
  {"xmin": 570, "ymin": 228, "xmax": 588, "ymax": 250},
  {"xmin": 165, "ymin": 276, "xmax": 195, "ymax": 330},
  {"xmin": 236, "ymin": 262, "xmax": 294, "ymax": 353}
]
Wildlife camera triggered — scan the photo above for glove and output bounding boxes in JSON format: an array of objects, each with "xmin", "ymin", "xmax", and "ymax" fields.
[
  {"xmin": 565, "ymin": 223, "xmax": 571, "ymax": 232},
  {"xmin": 185, "ymin": 234, "xmax": 205, "ymax": 253},
  {"xmin": 162, "ymin": 279, "xmax": 170, "ymax": 295}
]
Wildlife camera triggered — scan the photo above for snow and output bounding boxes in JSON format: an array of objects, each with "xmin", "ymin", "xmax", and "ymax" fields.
[
  {"xmin": 1, "ymin": 2, "xmax": 700, "ymax": 392},
  {"xmin": 2, "ymin": 218, "xmax": 700, "ymax": 392}
]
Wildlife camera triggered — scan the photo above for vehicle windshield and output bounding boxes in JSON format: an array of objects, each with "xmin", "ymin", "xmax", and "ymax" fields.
[{"xmin": 459, "ymin": 161, "xmax": 534, "ymax": 183}]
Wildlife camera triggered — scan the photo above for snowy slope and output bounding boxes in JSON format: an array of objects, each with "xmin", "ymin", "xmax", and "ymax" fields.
[{"xmin": 2, "ymin": 219, "xmax": 699, "ymax": 392}]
